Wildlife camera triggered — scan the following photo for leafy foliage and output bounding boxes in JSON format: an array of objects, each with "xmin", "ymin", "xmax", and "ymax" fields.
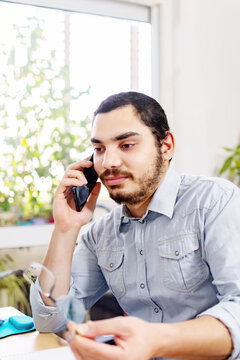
[
  {"xmin": 219, "ymin": 143, "xmax": 240, "ymax": 186},
  {"xmin": 0, "ymin": 17, "xmax": 91, "ymax": 222},
  {"xmin": 0, "ymin": 254, "xmax": 31, "ymax": 315}
]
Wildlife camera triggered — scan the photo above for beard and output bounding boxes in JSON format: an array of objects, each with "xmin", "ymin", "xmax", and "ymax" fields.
[{"xmin": 100, "ymin": 150, "xmax": 164, "ymax": 205}]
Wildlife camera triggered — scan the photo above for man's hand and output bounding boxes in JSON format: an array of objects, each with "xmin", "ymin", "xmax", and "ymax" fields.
[
  {"xmin": 66, "ymin": 315, "xmax": 233, "ymax": 360},
  {"xmin": 53, "ymin": 159, "xmax": 101, "ymax": 232},
  {"xmin": 39, "ymin": 158, "xmax": 101, "ymax": 303},
  {"xmin": 66, "ymin": 316, "xmax": 156, "ymax": 360}
]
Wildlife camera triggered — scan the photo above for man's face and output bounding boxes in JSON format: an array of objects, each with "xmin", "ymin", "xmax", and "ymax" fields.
[{"xmin": 91, "ymin": 105, "xmax": 167, "ymax": 206}]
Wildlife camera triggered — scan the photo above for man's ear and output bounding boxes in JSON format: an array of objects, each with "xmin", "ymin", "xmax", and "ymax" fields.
[{"xmin": 161, "ymin": 132, "xmax": 175, "ymax": 161}]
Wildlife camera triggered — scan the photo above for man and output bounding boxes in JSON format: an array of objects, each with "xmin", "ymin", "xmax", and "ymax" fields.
[{"xmin": 30, "ymin": 92, "xmax": 240, "ymax": 359}]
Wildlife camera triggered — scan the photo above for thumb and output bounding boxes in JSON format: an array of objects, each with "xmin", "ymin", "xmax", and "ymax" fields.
[
  {"xmin": 90, "ymin": 181, "xmax": 101, "ymax": 197},
  {"xmin": 85, "ymin": 182, "xmax": 101, "ymax": 211},
  {"xmin": 76, "ymin": 317, "xmax": 126, "ymax": 338}
]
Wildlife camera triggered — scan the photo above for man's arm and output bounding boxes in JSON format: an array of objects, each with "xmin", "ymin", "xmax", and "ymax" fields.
[
  {"xmin": 31, "ymin": 159, "xmax": 101, "ymax": 306},
  {"xmin": 67, "ymin": 315, "xmax": 232, "ymax": 360}
]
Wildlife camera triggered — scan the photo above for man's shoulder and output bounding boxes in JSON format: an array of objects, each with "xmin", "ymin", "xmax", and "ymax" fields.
[
  {"xmin": 181, "ymin": 173, "xmax": 238, "ymax": 194},
  {"xmin": 176, "ymin": 173, "xmax": 239, "ymax": 214}
]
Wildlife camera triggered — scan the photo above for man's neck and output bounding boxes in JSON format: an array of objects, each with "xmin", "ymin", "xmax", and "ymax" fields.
[{"xmin": 126, "ymin": 197, "xmax": 153, "ymax": 218}]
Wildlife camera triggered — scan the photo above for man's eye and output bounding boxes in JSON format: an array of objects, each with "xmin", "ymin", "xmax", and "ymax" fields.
[
  {"xmin": 94, "ymin": 147, "xmax": 104, "ymax": 153},
  {"xmin": 121, "ymin": 143, "xmax": 135, "ymax": 150}
]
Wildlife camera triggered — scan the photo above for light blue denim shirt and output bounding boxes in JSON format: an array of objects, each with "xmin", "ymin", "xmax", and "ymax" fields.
[{"xmin": 31, "ymin": 168, "xmax": 240, "ymax": 359}]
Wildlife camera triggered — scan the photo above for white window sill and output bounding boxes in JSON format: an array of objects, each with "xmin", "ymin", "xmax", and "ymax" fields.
[{"xmin": 0, "ymin": 223, "xmax": 90, "ymax": 249}]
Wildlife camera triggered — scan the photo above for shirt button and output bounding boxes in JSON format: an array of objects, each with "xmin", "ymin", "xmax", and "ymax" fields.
[
  {"xmin": 139, "ymin": 250, "xmax": 143, "ymax": 255},
  {"xmin": 109, "ymin": 263, "xmax": 114, "ymax": 268},
  {"xmin": 154, "ymin": 307, "xmax": 159, "ymax": 313},
  {"xmin": 175, "ymin": 250, "xmax": 179, "ymax": 256},
  {"xmin": 140, "ymin": 283, "xmax": 145, "ymax": 289}
]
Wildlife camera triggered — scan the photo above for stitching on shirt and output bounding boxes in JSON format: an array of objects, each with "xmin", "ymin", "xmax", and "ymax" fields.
[
  {"xmin": 178, "ymin": 177, "xmax": 234, "ymax": 218},
  {"xmin": 157, "ymin": 233, "xmax": 209, "ymax": 292},
  {"xmin": 177, "ymin": 198, "xmax": 219, "ymax": 217},
  {"xmin": 158, "ymin": 232, "xmax": 198, "ymax": 243}
]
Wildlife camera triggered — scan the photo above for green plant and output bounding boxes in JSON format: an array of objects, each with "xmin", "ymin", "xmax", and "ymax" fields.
[
  {"xmin": 0, "ymin": 16, "xmax": 91, "ymax": 223},
  {"xmin": 219, "ymin": 143, "xmax": 240, "ymax": 186},
  {"xmin": 0, "ymin": 254, "xmax": 31, "ymax": 315}
]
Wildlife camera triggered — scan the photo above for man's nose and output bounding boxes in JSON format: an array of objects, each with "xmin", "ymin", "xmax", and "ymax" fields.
[{"xmin": 102, "ymin": 150, "xmax": 122, "ymax": 169}]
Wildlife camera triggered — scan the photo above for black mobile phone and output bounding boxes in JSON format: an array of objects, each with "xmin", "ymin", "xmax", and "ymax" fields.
[{"xmin": 72, "ymin": 154, "xmax": 98, "ymax": 212}]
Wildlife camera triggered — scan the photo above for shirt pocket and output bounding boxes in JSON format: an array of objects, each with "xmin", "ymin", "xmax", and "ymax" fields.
[
  {"xmin": 98, "ymin": 249, "xmax": 125, "ymax": 298},
  {"xmin": 158, "ymin": 233, "xmax": 209, "ymax": 292}
]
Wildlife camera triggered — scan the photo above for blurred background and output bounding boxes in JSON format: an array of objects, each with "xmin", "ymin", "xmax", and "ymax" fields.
[{"xmin": 0, "ymin": 0, "xmax": 239, "ymax": 314}]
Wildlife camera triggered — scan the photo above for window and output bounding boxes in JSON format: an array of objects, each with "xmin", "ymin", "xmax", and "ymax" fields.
[{"xmin": 0, "ymin": 0, "xmax": 152, "ymax": 226}]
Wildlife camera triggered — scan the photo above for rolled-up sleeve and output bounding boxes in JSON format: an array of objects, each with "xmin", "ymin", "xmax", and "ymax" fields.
[
  {"xmin": 30, "ymin": 283, "xmax": 68, "ymax": 333},
  {"xmin": 198, "ymin": 185, "xmax": 240, "ymax": 359}
]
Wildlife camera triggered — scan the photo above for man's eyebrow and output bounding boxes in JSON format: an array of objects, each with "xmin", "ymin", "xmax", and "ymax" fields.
[
  {"xmin": 91, "ymin": 132, "xmax": 141, "ymax": 143},
  {"xmin": 115, "ymin": 132, "xmax": 141, "ymax": 141}
]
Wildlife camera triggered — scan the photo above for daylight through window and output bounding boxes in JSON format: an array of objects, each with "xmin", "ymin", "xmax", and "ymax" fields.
[{"xmin": 0, "ymin": 1, "xmax": 151, "ymax": 225}]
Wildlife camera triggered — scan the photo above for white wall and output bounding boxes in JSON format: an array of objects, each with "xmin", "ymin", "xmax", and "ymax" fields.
[{"xmin": 159, "ymin": 0, "xmax": 240, "ymax": 176}]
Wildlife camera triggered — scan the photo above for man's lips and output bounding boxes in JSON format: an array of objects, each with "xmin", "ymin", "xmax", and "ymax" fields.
[{"xmin": 104, "ymin": 176, "xmax": 128, "ymax": 186}]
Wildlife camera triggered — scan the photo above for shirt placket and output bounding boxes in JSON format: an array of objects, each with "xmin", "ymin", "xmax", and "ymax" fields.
[{"xmin": 134, "ymin": 219, "xmax": 163, "ymax": 322}]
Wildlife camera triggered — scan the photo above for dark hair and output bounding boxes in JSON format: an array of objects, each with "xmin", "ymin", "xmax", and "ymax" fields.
[{"xmin": 93, "ymin": 91, "xmax": 170, "ymax": 146}]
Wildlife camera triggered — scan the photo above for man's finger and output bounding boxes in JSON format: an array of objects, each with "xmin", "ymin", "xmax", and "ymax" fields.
[
  {"xmin": 55, "ymin": 178, "xmax": 84, "ymax": 197},
  {"xmin": 67, "ymin": 159, "xmax": 93, "ymax": 171},
  {"xmin": 70, "ymin": 334, "xmax": 122, "ymax": 360},
  {"xmin": 75, "ymin": 317, "xmax": 127, "ymax": 338}
]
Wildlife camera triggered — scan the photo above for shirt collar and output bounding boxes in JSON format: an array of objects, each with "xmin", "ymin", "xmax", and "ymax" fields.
[
  {"xmin": 119, "ymin": 166, "xmax": 181, "ymax": 226},
  {"xmin": 148, "ymin": 166, "xmax": 181, "ymax": 218}
]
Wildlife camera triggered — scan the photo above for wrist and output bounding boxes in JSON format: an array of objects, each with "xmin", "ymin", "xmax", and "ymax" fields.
[
  {"xmin": 148, "ymin": 322, "xmax": 174, "ymax": 359},
  {"xmin": 53, "ymin": 224, "xmax": 81, "ymax": 238}
]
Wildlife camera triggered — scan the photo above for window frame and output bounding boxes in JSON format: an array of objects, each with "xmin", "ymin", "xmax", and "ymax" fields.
[
  {"xmin": 0, "ymin": 0, "xmax": 161, "ymax": 100},
  {"xmin": 0, "ymin": 0, "xmax": 150, "ymax": 22},
  {"xmin": 0, "ymin": 0, "xmax": 161, "ymax": 248}
]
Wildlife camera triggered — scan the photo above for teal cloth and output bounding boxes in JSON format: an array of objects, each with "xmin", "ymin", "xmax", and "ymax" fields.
[{"xmin": 0, "ymin": 315, "xmax": 35, "ymax": 338}]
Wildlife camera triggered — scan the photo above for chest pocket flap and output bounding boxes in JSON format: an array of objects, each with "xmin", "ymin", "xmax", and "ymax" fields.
[
  {"xmin": 158, "ymin": 233, "xmax": 208, "ymax": 292},
  {"xmin": 97, "ymin": 249, "xmax": 125, "ymax": 298},
  {"xmin": 158, "ymin": 233, "xmax": 199, "ymax": 260},
  {"xmin": 98, "ymin": 250, "xmax": 124, "ymax": 271}
]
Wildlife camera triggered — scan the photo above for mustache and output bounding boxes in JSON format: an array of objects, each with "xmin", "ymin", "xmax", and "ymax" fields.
[{"xmin": 100, "ymin": 169, "xmax": 134, "ymax": 181}]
